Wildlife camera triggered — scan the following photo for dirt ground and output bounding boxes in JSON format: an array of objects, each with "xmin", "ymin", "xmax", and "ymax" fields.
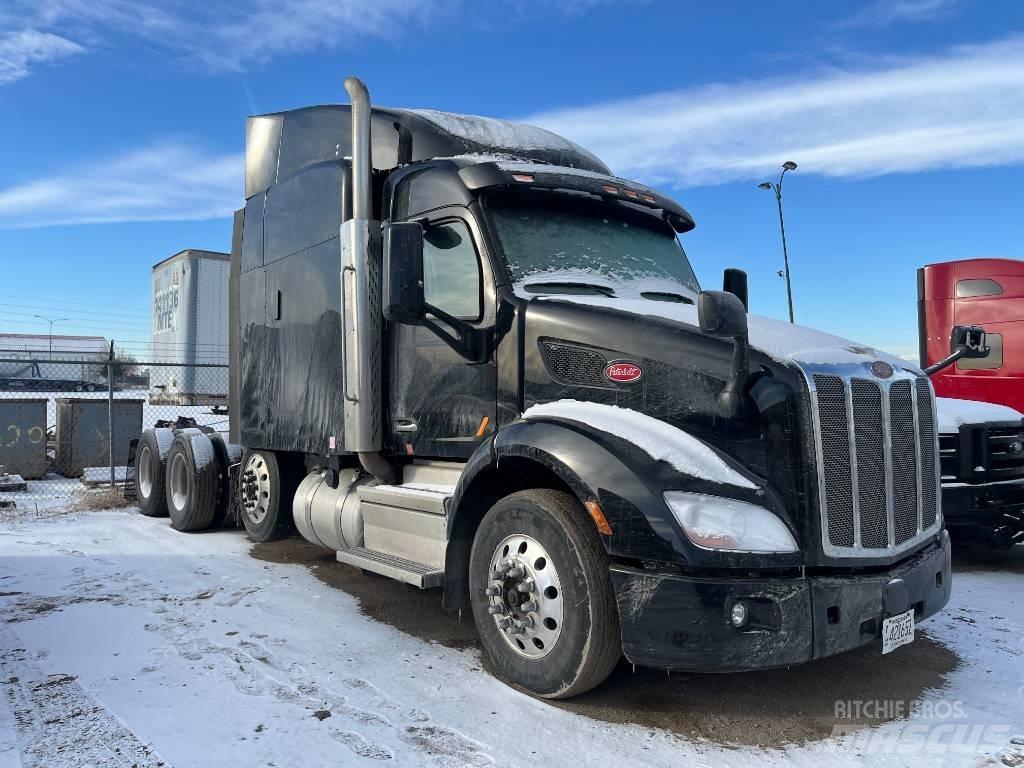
[{"xmin": 249, "ymin": 536, "xmax": 1014, "ymax": 749}]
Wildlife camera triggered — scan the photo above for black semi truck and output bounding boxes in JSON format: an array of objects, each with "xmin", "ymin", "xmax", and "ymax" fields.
[{"xmin": 134, "ymin": 77, "xmax": 951, "ymax": 698}]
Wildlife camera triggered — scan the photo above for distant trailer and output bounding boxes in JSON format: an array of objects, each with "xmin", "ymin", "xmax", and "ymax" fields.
[{"xmin": 150, "ymin": 249, "xmax": 229, "ymax": 406}]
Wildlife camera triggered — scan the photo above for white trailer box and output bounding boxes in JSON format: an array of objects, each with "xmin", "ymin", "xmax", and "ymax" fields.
[{"xmin": 150, "ymin": 249, "xmax": 229, "ymax": 406}]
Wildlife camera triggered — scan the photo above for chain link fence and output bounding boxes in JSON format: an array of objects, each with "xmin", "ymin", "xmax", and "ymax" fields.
[{"xmin": 0, "ymin": 356, "xmax": 229, "ymax": 508}]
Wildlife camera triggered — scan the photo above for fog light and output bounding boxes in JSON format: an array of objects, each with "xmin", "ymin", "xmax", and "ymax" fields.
[{"xmin": 730, "ymin": 601, "xmax": 748, "ymax": 628}]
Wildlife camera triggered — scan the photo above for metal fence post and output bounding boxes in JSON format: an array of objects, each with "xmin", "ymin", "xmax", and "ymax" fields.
[{"xmin": 108, "ymin": 341, "xmax": 115, "ymax": 489}]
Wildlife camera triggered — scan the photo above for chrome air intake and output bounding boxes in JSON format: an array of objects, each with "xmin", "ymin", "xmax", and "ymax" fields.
[{"xmin": 804, "ymin": 363, "xmax": 941, "ymax": 559}]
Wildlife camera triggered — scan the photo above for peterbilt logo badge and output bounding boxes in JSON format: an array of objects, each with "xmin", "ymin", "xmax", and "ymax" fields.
[
  {"xmin": 604, "ymin": 361, "xmax": 643, "ymax": 383},
  {"xmin": 870, "ymin": 361, "xmax": 894, "ymax": 379}
]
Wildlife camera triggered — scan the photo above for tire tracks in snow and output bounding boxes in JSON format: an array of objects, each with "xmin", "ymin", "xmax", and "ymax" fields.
[
  {"xmin": 4, "ymin": 553, "xmax": 498, "ymax": 766},
  {"xmin": 0, "ymin": 628, "xmax": 168, "ymax": 768}
]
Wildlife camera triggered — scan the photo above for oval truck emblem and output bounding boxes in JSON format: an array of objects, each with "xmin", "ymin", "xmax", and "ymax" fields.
[
  {"xmin": 604, "ymin": 361, "xmax": 643, "ymax": 383},
  {"xmin": 870, "ymin": 360, "xmax": 894, "ymax": 379}
]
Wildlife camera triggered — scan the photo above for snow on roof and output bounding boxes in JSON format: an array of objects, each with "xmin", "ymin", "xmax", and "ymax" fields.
[
  {"xmin": 935, "ymin": 397, "xmax": 1023, "ymax": 432},
  {"xmin": 0, "ymin": 334, "xmax": 108, "ymax": 354},
  {"xmin": 522, "ymin": 399, "xmax": 757, "ymax": 489},
  {"xmin": 408, "ymin": 110, "xmax": 590, "ymax": 154}
]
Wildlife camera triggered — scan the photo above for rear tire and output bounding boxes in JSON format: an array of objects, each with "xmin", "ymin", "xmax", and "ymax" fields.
[
  {"xmin": 239, "ymin": 449, "xmax": 298, "ymax": 542},
  {"xmin": 136, "ymin": 428, "xmax": 172, "ymax": 517},
  {"xmin": 469, "ymin": 489, "xmax": 621, "ymax": 699},
  {"xmin": 165, "ymin": 433, "xmax": 220, "ymax": 532}
]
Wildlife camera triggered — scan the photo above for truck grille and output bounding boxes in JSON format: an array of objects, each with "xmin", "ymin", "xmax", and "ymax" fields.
[
  {"xmin": 939, "ymin": 420, "xmax": 1024, "ymax": 483},
  {"xmin": 810, "ymin": 369, "xmax": 941, "ymax": 557}
]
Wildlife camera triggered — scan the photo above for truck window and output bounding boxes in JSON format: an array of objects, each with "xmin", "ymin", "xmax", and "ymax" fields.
[
  {"xmin": 957, "ymin": 332, "xmax": 1003, "ymax": 370},
  {"xmin": 956, "ymin": 278, "xmax": 1003, "ymax": 298},
  {"xmin": 487, "ymin": 195, "xmax": 700, "ymax": 296},
  {"xmin": 423, "ymin": 220, "xmax": 482, "ymax": 320}
]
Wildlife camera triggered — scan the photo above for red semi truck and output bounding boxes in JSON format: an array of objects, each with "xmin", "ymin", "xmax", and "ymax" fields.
[{"xmin": 919, "ymin": 258, "xmax": 1024, "ymax": 411}]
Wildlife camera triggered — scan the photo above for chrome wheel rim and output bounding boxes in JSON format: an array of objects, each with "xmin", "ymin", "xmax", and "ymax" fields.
[
  {"xmin": 138, "ymin": 445, "xmax": 153, "ymax": 499},
  {"xmin": 486, "ymin": 534, "xmax": 563, "ymax": 659},
  {"xmin": 241, "ymin": 454, "xmax": 271, "ymax": 525},
  {"xmin": 169, "ymin": 452, "xmax": 189, "ymax": 513}
]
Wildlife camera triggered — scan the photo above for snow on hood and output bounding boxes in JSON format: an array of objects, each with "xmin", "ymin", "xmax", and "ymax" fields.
[
  {"xmin": 528, "ymin": 288, "xmax": 912, "ymax": 370},
  {"xmin": 522, "ymin": 399, "xmax": 757, "ymax": 489},
  {"xmin": 935, "ymin": 397, "xmax": 1024, "ymax": 433}
]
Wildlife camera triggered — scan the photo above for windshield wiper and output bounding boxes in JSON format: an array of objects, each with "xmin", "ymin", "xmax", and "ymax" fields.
[
  {"xmin": 523, "ymin": 281, "xmax": 617, "ymax": 297},
  {"xmin": 640, "ymin": 290, "xmax": 694, "ymax": 304}
]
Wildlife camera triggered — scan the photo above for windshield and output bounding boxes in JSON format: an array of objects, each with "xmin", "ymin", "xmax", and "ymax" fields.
[{"xmin": 486, "ymin": 195, "xmax": 700, "ymax": 297}]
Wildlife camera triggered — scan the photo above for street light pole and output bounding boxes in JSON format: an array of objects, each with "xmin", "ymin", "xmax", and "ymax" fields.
[
  {"xmin": 33, "ymin": 315, "xmax": 69, "ymax": 358},
  {"xmin": 759, "ymin": 161, "xmax": 798, "ymax": 324}
]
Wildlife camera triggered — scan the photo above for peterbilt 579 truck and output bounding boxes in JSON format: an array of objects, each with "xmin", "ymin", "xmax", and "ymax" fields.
[{"xmin": 133, "ymin": 77, "xmax": 951, "ymax": 699}]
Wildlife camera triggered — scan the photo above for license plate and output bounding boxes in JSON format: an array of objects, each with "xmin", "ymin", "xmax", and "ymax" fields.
[{"xmin": 882, "ymin": 609, "xmax": 915, "ymax": 654}]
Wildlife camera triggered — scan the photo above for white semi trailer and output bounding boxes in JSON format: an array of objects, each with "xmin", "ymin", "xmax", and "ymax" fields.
[{"xmin": 150, "ymin": 249, "xmax": 230, "ymax": 406}]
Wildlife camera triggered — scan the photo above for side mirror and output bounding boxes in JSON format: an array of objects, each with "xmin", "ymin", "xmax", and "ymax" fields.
[
  {"xmin": 924, "ymin": 324, "xmax": 990, "ymax": 376},
  {"xmin": 698, "ymin": 291, "xmax": 750, "ymax": 419},
  {"xmin": 951, "ymin": 325, "xmax": 989, "ymax": 359},
  {"xmin": 382, "ymin": 222, "xmax": 425, "ymax": 324},
  {"xmin": 722, "ymin": 268, "xmax": 749, "ymax": 311},
  {"xmin": 699, "ymin": 290, "xmax": 749, "ymax": 339}
]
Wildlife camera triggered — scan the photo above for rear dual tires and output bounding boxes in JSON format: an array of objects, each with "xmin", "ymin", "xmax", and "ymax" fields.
[
  {"xmin": 136, "ymin": 428, "xmax": 173, "ymax": 517},
  {"xmin": 239, "ymin": 449, "xmax": 298, "ymax": 543},
  {"xmin": 468, "ymin": 489, "xmax": 621, "ymax": 699},
  {"xmin": 166, "ymin": 432, "xmax": 222, "ymax": 532}
]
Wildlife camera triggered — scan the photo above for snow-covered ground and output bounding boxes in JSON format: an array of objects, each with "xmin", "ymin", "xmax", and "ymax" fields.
[{"xmin": 0, "ymin": 503, "xmax": 1022, "ymax": 768}]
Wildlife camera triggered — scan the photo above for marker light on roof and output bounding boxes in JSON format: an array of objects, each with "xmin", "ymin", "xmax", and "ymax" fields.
[
  {"xmin": 641, "ymin": 193, "xmax": 656, "ymax": 203},
  {"xmin": 624, "ymin": 189, "xmax": 639, "ymax": 198},
  {"xmin": 511, "ymin": 173, "xmax": 534, "ymax": 182},
  {"xmin": 602, "ymin": 185, "xmax": 618, "ymax": 194}
]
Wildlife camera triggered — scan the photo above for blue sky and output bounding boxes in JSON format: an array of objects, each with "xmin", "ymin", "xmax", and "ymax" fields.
[{"xmin": 1, "ymin": 0, "xmax": 1023, "ymax": 359}]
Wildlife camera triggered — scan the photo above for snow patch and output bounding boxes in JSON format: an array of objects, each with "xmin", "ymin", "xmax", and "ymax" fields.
[
  {"xmin": 153, "ymin": 428, "xmax": 174, "ymax": 460},
  {"xmin": 522, "ymin": 399, "xmax": 757, "ymax": 489},
  {"xmin": 409, "ymin": 109, "xmax": 593, "ymax": 154},
  {"xmin": 936, "ymin": 397, "xmax": 1024, "ymax": 433},
  {"xmin": 535, "ymin": 294, "xmax": 912, "ymax": 369}
]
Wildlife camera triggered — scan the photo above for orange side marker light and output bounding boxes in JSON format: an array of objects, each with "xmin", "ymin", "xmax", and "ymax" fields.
[
  {"xmin": 475, "ymin": 416, "xmax": 490, "ymax": 438},
  {"xmin": 585, "ymin": 500, "xmax": 613, "ymax": 536}
]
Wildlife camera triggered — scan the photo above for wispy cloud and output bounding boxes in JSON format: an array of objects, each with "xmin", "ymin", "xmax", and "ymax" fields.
[
  {"xmin": 526, "ymin": 36, "xmax": 1024, "ymax": 187},
  {"xmin": 1, "ymin": 0, "xmax": 607, "ymax": 80},
  {"xmin": 838, "ymin": 0, "xmax": 960, "ymax": 28},
  {"xmin": 0, "ymin": 143, "xmax": 242, "ymax": 228},
  {"xmin": 0, "ymin": 29, "xmax": 84, "ymax": 85}
]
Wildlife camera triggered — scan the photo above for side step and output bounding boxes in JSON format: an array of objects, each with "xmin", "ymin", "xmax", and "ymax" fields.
[{"xmin": 336, "ymin": 547, "xmax": 444, "ymax": 589}]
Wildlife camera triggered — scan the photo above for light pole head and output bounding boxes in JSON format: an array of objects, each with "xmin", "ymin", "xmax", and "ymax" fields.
[
  {"xmin": 758, "ymin": 182, "xmax": 772, "ymax": 190},
  {"xmin": 782, "ymin": 161, "xmax": 798, "ymax": 172}
]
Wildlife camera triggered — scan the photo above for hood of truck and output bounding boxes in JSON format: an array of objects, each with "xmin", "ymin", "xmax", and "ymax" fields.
[{"xmin": 530, "ymin": 294, "xmax": 912, "ymax": 371}]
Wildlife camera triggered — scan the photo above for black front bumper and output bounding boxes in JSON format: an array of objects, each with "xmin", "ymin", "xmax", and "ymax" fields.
[
  {"xmin": 942, "ymin": 479, "xmax": 1024, "ymax": 528},
  {"xmin": 610, "ymin": 531, "xmax": 952, "ymax": 672}
]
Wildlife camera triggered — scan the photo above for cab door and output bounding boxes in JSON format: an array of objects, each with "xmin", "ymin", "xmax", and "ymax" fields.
[{"xmin": 388, "ymin": 210, "xmax": 497, "ymax": 459}]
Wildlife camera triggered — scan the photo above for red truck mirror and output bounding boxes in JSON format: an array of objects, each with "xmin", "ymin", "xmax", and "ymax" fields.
[{"xmin": 924, "ymin": 324, "xmax": 990, "ymax": 376}]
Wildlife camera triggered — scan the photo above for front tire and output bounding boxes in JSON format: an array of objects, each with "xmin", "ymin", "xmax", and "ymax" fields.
[
  {"xmin": 239, "ymin": 449, "xmax": 297, "ymax": 542},
  {"xmin": 469, "ymin": 489, "xmax": 621, "ymax": 699}
]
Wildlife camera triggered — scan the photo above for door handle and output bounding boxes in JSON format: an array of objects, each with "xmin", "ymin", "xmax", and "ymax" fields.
[{"xmin": 394, "ymin": 419, "xmax": 418, "ymax": 433}]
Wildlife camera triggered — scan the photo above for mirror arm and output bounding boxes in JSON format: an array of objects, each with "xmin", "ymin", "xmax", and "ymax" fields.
[
  {"xmin": 924, "ymin": 347, "xmax": 966, "ymax": 377},
  {"xmin": 718, "ymin": 335, "xmax": 750, "ymax": 419},
  {"xmin": 421, "ymin": 303, "xmax": 491, "ymax": 363}
]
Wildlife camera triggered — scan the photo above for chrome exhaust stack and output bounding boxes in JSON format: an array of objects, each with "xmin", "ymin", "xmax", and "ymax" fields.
[{"xmin": 340, "ymin": 76, "xmax": 395, "ymax": 484}]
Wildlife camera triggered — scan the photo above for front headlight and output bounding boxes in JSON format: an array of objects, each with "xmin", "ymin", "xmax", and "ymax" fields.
[{"xmin": 663, "ymin": 491, "xmax": 798, "ymax": 553}]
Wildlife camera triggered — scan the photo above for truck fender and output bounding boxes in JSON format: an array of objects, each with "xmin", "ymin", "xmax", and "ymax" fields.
[{"xmin": 441, "ymin": 416, "xmax": 765, "ymax": 610}]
